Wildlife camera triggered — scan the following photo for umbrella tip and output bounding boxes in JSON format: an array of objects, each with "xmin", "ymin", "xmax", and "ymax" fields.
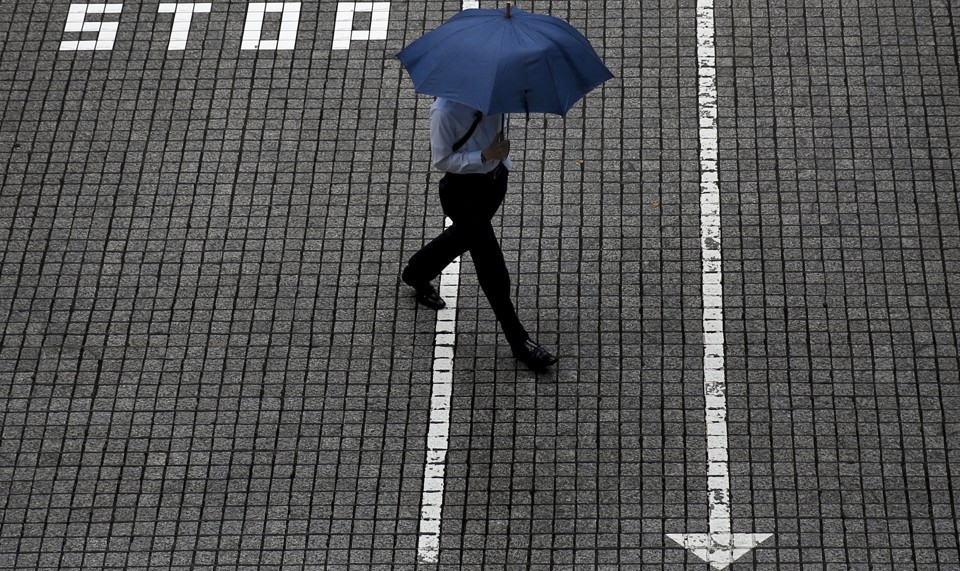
[{"xmin": 506, "ymin": 3, "xmax": 511, "ymax": 17}]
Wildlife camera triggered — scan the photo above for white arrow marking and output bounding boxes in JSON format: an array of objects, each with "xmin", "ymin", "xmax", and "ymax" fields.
[{"xmin": 666, "ymin": 0, "xmax": 772, "ymax": 568}]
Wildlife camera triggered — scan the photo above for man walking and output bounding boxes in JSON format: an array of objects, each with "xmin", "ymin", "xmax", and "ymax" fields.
[{"xmin": 402, "ymin": 97, "xmax": 558, "ymax": 371}]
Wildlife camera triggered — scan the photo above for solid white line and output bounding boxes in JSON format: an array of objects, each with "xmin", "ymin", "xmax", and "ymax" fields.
[
  {"xmin": 666, "ymin": 0, "xmax": 772, "ymax": 568},
  {"xmin": 416, "ymin": 4, "xmax": 480, "ymax": 562},
  {"xmin": 417, "ymin": 217, "xmax": 459, "ymax": 563},
  {"xmin": 695, "ymin": 0, "xmax": 732, "ymax": 538}
]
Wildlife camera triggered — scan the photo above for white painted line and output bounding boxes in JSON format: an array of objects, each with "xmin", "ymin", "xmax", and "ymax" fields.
[
  {"xmin": 666, "ymin": 0, "xmax": 773, "ymax": 568},
  {"xmin": 415, "ymin": 2, "xmax": 482, "ymax": 558},
  {"xmin": 415, "ymin": 6, "xmax": 487, "ymax": 561},
  {"xmin": 277, "ymin": 3, "xmax": 300, "ymax": 50},
  {"xmin": 417, "ymin": 218, "xmax": 459, "ymax": 564}
]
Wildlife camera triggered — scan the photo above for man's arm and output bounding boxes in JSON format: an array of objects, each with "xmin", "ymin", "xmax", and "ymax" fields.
[{"xmin": 430, "ymin": 110, "xmax": 485, "ymax": 173}]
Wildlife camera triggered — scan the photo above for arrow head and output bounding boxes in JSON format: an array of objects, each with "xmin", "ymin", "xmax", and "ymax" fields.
[{"xmin": 666, "ymin": 533, "xmax": 773, "ymax": 570}]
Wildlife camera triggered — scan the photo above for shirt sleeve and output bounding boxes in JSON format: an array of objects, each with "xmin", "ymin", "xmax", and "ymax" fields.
[{"xmin": 430, "ymin": 110, "xmax": 486, "ymax": 174}]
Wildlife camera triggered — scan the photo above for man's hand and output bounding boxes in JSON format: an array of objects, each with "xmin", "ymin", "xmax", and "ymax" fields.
[{"xmin": 481, "ymin": 132, "xmax": 510, "ymax": 162}]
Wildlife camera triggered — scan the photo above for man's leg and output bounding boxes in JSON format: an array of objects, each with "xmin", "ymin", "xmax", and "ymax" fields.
[
  {"xmin": 466, "ymin": 172, "xmax": 556, "ymax": 369},
  {"xmin": 436, "ymin": 171, "xmax": 527, "ymax": 346},
  {"xmin": 466, "ymin": 221, "xmax": 529, "ymax": 350},
  {"xmin": 402, "ymin": 224, "xmax": 469, "ymax": 287},
  {"xmin": 401, "ymin": 176, "xmax": 471, "ymax": 309},
  {"xmin": 466, "ymin": 220, "xmax": 556, "ymax": 370}
]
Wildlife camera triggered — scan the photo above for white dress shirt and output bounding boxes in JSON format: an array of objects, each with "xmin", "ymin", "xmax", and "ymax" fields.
[{"xmin": 430, "ymin": 98, "xmax": 512, "ymax": 175}]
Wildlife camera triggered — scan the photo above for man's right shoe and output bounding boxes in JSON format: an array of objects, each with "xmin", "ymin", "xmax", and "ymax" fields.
[
  {"xmin": 403, "ymin": 276, "xmax": 446, "ymax": 310},
  {"xmin": 513, "ymin": 339, "xmax": 558, "ymax": 371}
]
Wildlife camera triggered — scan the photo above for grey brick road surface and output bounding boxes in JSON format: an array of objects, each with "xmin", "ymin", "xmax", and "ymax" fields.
[{"xmin": 0, "ymin": 0, "xmax": 958, "ymax": 569}]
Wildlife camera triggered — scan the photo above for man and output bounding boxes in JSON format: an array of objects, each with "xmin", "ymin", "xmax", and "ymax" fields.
[{"xmin": 402, "ymin": 97, "xmax": 558, "ymax": 371}]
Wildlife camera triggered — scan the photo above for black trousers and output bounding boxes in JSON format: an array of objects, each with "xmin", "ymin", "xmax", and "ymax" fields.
[{"xmin": 403, "ymin": 164, "xmax": 529, "ymax": 349}]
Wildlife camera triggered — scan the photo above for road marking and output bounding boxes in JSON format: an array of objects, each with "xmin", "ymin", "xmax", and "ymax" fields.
[
  {"xmin": 416, "ymin": 218, "xmax": 459, "ymax": 562},
  {"xmin": 157, "ymin": 3, "xmax": 212, "ymax": 51},
  {"xmin": 416, "ymin": 4, "xmax": 479, "ymax": 563},
  {"xmin": 332, "ymin": 2, "xmax": 391, "ymax": 50},
  {"xmin": 59, "ymin": 3, "xmax": 123, "ymax": 51},
  {"xmin": 241, "ymin": 2, "xmax": 301, "ymax": 50},
  {"xmin": 665, "ymin": 0, "xmax": 773, "ymax": 568}
]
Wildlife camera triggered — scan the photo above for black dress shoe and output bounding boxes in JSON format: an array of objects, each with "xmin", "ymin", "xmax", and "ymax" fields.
[
  {"xmin": 513, "ymin": 339, "xmax": 558, "ymax": 371},
  {"xmin": 401, "ymin": 272, "xmax": 446, "ymax": 310},
  {"xmin": 414, "ymin": 285, "xmax": 446, "ymax": 310}
]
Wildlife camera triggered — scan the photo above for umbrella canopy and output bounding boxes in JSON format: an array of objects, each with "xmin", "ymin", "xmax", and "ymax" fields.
[{"xmin": 397, "ymin": 6, "xmax": 613, "ymax": 116}]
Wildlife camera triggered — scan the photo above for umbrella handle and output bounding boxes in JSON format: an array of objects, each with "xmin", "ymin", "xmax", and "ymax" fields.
[{"xmin": 505, "ymin": 3, "xmax": 511, "ymax": 17}]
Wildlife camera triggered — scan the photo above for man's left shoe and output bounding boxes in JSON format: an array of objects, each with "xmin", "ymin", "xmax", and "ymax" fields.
[
  {"xmin": 513, "ymin": 339, "xmax": 558, "ymax": 371},
  {"xmin": 402, "ymin": 274, "xmax": 446, "ymax": 310},
  {"xmin": 413, "ymin": 284, "xmax": 446, "ymax": 310}
]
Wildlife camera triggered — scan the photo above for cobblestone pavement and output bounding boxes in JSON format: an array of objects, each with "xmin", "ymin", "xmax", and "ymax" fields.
[{"xmin": 1, "ymin": 0, "xmax": 959, "ymax": 569}]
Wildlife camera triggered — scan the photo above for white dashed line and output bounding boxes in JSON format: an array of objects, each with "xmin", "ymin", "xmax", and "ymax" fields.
[{"xmin": 665, "ymin": 0, "xmax": 773, "ymax": 568}]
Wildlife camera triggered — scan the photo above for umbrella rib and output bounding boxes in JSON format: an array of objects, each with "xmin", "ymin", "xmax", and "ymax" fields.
[
  {"xmin": 399, "ymin": 13, "xmax": 508, "ymax": 110},
  {"xmin": 514, "ymin": 22, "xmax": 567, "ymax": 114},
  {"xmin": 481, "ymin": 23, "xmax": 513, "ymax": 115},
  {"xmin": 536, "ymin": 18, "xmax": 612, "ymax": 113}
]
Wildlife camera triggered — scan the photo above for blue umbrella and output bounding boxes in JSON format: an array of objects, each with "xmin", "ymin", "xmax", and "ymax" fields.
[{"xmin": 397, "ymin": 4, "xmax": 613, "ymax": 116}]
